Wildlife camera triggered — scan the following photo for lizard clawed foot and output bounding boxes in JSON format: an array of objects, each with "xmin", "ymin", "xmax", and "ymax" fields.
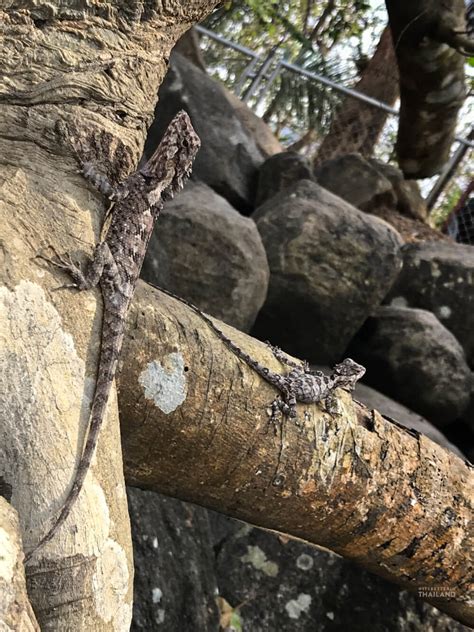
[
  {"xmin": 324, "ymin": 393, "xmax": 343, "ymax": 416},
  {"xmin": 267, "ymin": 398, "xmax": 284, "ymax": 435},
  {"xmin": 35, "ymin": 246, "xmax": 85, "ymax": 290}
]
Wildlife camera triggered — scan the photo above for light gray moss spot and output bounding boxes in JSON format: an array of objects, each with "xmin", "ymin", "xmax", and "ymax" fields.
[
  {"xmin": 389, "ymin": 295, "xmax": 408, "ymax": 308},
  {"xmin": 285, "ymin": 593, "xmax": 312, "ymax": 619},
  {"xmin": 240, "ymin": 545, "xmax": 279, "ymax": 577},
  {"xmin": 151, "ymin": 587, "xmax": 162, "ymax": 604},
  {"xmin": 138, "ymin": 352, "xmax": 187, "ymax": 414},
  {"xmin": 296, "ymin": 553, "xmax": 314, "ymax": 571},
  {"xmin": 437, "ymin": 305, "xmax": 452, "ymax": 319}
]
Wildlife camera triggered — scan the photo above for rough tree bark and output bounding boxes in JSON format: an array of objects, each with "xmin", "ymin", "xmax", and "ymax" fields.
[
  {"xmin": 0, "ymin": 497, "xmax": 39, "ymax": 631},
  {"xmin": 0, "ymin": 1, "xmax": 220, "ymax": 630},
  {"xmin": 385, "ymin": 0, "xmax": 469, "ymax": 177},
  {"xmin": 119, "ymin": 284, "xmax": 473, "ymax": 628},
  {"xmin": 313, "ymin": 25, "xmax": 399, "ymax": 166}
]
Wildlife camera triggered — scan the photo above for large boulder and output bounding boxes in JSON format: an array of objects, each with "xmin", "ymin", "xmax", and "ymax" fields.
[
  {"xmin": 348, "ymin": 306, "xmax": 472, "ymax": 425},
  {"xmin": 314, "ymin": 153, "xmax": 439, "ymax": 242},
  {"xmin": 128, "ymin": 488, "xmax": 219, "ymax": 631},
  {"xmin": 224, "ymin": 88, "xmax": 284, "ymax": 159},
  {"xmin": 141, "ymin": 181, "xmax": 269, "ymax": 332},
  {"xmin": 314, "ymin": 153, "xmax": 397, "ymax": 214},
  {"xmin": 255, "ymin": 152, "xmax": 315, "ymax": 207},
  {"xmin": 144, "ymin": 53, "xmax": 264, "ymax": 213},
  {"xmin": 210, "ymin": 511, "xmax": 467, "ymax": 632},
  {"xmin": 252, "ymin": 180, "xmax": 403, "ymax": 363},
  {"xmin": 364, "ymin": 207, "xmax": 449, "ymax": 244},
  {"xmin": 388, "ymin": 241, "xmax": 474, "ymax": 367}
]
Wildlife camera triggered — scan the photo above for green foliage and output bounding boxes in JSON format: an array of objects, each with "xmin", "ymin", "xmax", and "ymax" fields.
[
  {"xmin": 205, "ymin": 0, "xmax": 374, "ymax": 59},
  {"xmin": 202, "ymin": 0, "xmax": 379, "ymax": 143}
]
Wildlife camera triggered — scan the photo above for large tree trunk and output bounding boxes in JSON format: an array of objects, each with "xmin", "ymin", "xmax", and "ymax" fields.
[
  {"xmin": 0, "ymin": 497, "xmax": 39, "ymax": 630},
  {"xmin": 119, "ymin": 284, "xmax": 474, "ymax": 628},
  {"xmin": 314, "ymin": 26, "xmax": 399, "ymax": 166},
  {"xmin": 385, "ymin": 0, "xmax": 468, "ymax": 178},
  {"xmin": 0, "ymin": 1, "xmax": 220, "ymax": 630}
]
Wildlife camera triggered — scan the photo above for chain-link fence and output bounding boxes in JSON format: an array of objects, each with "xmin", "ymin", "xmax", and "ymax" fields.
[
  {"xmin": 444, "ymin": 180, "xmax": 474, "ymax": 245},
  {"xmin": 195, "ymin": 24, "xmax": 473, "ymax": 235}
]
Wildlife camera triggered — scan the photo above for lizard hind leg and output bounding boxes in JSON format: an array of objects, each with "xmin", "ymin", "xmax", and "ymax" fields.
[
  {"xmin": 267, "ymin": 392, "xmax": 298, "ymax": 433},
  {"xmin": 267, "ymin": 396, "xmax": 286, "ymax": 435},
  {"xmin": 36, "ymin": 247, "xmax": 86, "ymax": 290}
]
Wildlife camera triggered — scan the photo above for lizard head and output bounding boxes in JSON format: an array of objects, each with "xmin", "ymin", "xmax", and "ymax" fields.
[
  {"xmin": 332, "ymin": 358, "xmax": 366, "ymax": 390},
  {"xmin": 141, "ymin": 110, "xmax": 201, "ymax": 206}
]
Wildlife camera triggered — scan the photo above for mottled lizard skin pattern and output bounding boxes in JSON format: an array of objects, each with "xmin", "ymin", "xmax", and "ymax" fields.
[{"xmin": 27, "ymin": 111, "xmax": 200, "ymax": 562}]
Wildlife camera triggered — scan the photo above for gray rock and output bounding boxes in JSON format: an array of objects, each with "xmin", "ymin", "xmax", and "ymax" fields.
[
  {"xmin": 252, "ymin": 180, "xmax": 403, "ymax": 363},
  {"xmin": 348, "ymin": 306, "xmax": 472, "ymax": 425},
  {"xmin": 314, "ymin": 153, "xmax": 397, "ymax": 213},
  {"xmin": 224, "ymin": 88, "xmax": 284, "ymax": 159},
  {"xmin": 141, "ymin": 181, "xmax": 269, "ymax": 332},
  {"xmin": 369, "ymin": 159, "xmax": 428, "ymax": 220},
  {"xmin": 388, "ymin": 241, "xmax": 474, "ymax": 367},
  {"xmin": 461, "ymin": 382, "xmax": 474, "ymax": 433},
  {"xmin": 144, "ymin": 53, "xmax": 263, "ymax": 213},
  {"xmin": 353, "ymin": 381, "xmax": 465, "ymax": 457},
  {"xmin": 210, "ymin": 512, "xmax": 468, "ymax": 632},
  {"xmin": 128, "ymin": 488, "xmax": 219, "ymax": 631},
  {"xmin": 255, "ymin": 152, "xmax": 314, "ymax": 207}
]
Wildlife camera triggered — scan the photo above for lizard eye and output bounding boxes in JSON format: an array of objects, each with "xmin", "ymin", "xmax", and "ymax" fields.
[{"xmin": 182, "ymin": 138, "xmax": 189, "ymax": 148}]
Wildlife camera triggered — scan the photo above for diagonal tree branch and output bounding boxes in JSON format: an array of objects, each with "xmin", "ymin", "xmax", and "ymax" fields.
[{"xmin": 119, "ymin": 282, "xmax": 474, "ymax": 628}]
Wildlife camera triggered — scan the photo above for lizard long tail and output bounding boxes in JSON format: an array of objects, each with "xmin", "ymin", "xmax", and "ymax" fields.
[
  {"xmin": 155, "ymin": 285, "xmax": 272, "ymax": 380},
  {"xmin": 25, "ymin": 324, "xmax": 123, "ymax": 562}
]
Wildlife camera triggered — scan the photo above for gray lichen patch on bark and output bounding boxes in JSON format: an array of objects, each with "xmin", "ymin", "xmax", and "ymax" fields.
[
  {"xmin": 91, "ymin": 539, "xmax": 132, "ymax": 629},
  {"xmin": 138, "ymin": 352, "xmax": 188, "ymax": 414}
]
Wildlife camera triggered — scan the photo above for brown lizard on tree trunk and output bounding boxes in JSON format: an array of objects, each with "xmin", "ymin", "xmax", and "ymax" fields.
[{"xmin": 26, "ymin": 110, "xmax": 200, "ymax": 562}]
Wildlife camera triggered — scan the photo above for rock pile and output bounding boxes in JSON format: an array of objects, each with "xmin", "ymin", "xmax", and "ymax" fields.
[{"xmin": 143, "ymin": 52, "xmax": 473, "ymax": 442}]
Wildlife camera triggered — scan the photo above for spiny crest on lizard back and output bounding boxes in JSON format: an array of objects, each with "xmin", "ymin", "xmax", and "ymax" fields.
[{"xmin": 141, "ymin": 110, "xmax": 200, "ymax": 205}]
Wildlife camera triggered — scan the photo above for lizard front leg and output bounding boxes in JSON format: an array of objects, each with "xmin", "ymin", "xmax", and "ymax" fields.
[
  {"xmin": 57, "ymin": 120, "xmax": 132, "ymax": 202},
  {"xmin": 323, "ymin": 392, "xmax": 343, "ymax": 416}
]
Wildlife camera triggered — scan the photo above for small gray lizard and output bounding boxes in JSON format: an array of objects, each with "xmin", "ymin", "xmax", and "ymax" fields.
[
  {"xmin": 27, "ymin": 110, "xmax": 200, "ymax": 561},
  {"xmin": 155, "ymin": 286, "xmax": 366, "ymax": 422}
]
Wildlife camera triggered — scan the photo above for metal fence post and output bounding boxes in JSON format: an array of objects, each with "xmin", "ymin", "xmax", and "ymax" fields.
[
  {"xmin": 234, "ymin": 56, "xmax": 261, "ymax": 97},
  {"xmin": 425, "ymin": 128, "xmax": 473, "ymax": 210},
  {"xmin": 241, "ymin": 48, "xmax": 278, "ymax": 103}
]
